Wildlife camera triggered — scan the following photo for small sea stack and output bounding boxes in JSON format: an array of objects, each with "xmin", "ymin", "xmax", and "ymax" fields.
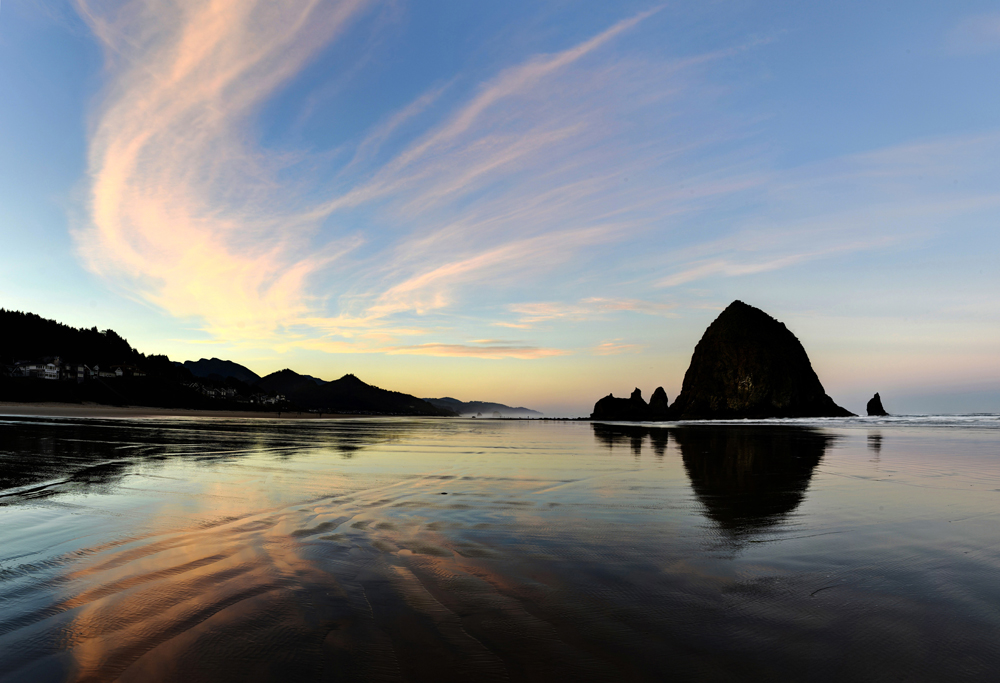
[
  {"xmin": 668, "ymin": 301, "xmax": 853, "ymax": 419},
  {"xmin": 866, "ymin": 392, "xmax": 889, "ymax": 416},
  {"xmin": 591, "ymin": 388, "xmax": 651, "ymax": 421},
  {"xmin": 649, "ymin": 387, "xmax": 670, "ymax": 419}
]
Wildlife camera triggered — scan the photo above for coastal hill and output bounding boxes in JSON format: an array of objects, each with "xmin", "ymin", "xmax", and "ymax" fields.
[
  {"xmin": 255, "ymin": 368, "xmax": 324, "ymax": 396},
  {"xmin": 0, "ymin": 308, "xmax": 185, "ymax": 380},
  {"xmin": 259, "ymin": 370, "xmax": 451, "ymax": 416},
  {"xmin": 183, "ymin": 358, "xmax": 261, "ymax": 384},
  {"xmin": 591, "ymin": 301, "xmax": 854, "ymax": 421},
  {"xmin": 423, "ymin": 397, "xmax": 542, "ymax": 417},
  {"xmin": 0, "ymin": 308, "xmax": 460, "ymax": 416}
]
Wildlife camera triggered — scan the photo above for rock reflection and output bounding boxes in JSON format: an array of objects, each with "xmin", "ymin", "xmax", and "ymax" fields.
[
  {"xmin": 868, "ymin": 432, "xmax": 883, "ymax": 455},
  {"xmin": 0, "ymin": 417, "xmax": 417, "ymax": 502},
  {"xmin": 591, "ymin": 424, "xmax": 668, "ymax": 456},
  {"xmin": 673, "ymin": 427, "xmax": 833, "ymax": 541}
]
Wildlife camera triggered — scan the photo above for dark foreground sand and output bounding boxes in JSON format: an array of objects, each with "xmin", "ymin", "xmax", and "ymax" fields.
[
  {"xmin": 0, "ymin": 402, "xmax": 351, "ymax": 419},
  {"xmin": 4, "ymin": 418, "xmax": 999, "ymax": 681}
]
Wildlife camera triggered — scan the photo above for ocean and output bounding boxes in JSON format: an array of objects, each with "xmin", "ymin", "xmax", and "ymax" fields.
[{"xmin": 1, "ymin": 415, "xmax": 999, "ymax": 681}]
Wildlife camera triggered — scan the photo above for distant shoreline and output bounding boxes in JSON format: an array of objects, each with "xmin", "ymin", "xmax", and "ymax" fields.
[{"xmin": 0, "ymin": 402, "xmax": 355, "ymax": 419}]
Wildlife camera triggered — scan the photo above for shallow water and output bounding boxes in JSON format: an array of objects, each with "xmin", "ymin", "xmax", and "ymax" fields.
[{"xmin": 1, "ymin": 415, "xmax": 999, "ymax": 682}]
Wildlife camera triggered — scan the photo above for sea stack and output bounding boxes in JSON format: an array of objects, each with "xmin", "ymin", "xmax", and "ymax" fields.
[
  {"xmin": 866, "ymin": 393, "xmax": 889, "ymax": 416},
  {"xmin": 649, "ymin": 387, "xmax": 670, "ymax": 419},
  {"xmin": 591, "ymin": 388, "xmax": 651, "ymax": 421},
  {"xmin": 669, "ymin": 301, "xmax": 854, "ymax": 419}
]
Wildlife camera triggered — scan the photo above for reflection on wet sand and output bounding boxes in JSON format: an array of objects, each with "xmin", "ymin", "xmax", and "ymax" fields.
[
  {"xmin": 591, "ymin": 423, "xmax": 831, "ymax": 541},
  {"xmin": 4, "ymin": 418, "xmax": 1000, "ymax": 682},
  {"xmin": 591, "ymin": 423, "xmax": 669, "ymax": 456},
  {"xmin": 868, "ymin": 432, "xmax": 883, "ymax": 454},
  {"xmin": 675, "ymin": 427, "xmax": 832, "ymax": 540},
  {"xmin": 0, "ymin": 417, "xmax": 415, "ymax": 504},
  {"xmin": 3, "ymin": 458, "xmax": 663, "ymax": 681}
]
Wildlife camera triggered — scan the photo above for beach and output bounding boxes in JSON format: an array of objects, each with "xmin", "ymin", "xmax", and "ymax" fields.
[
  {"xmin": 0, "ymin": 402, "xmax": 354, "ymax": 420},
  {"xmin": 2, "ymin": 415, "xmax": 999, "ymax": 681}
]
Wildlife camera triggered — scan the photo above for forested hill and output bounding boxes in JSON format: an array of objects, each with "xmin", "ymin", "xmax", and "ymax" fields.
[
  {"xmin": 1, "ymin": 309, "xmax": 136, "ymax": 365},
  {"xmin": 0, "ymin": 309, "xmax": 450, "ymax": 416},
  {"xmin": 0, "ymin": 309, "xmax": 188, "ymax": 380}
]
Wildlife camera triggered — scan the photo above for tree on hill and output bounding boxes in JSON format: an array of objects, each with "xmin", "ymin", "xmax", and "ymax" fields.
[{"xmin": 0, "ymin": 309, "xmax": 192, "ymax": 381}]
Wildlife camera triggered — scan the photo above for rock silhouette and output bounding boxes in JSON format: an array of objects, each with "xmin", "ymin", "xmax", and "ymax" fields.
[
  {"xmin": 649, "ymin": 387, "xmax": 670, "ymax": 419},
  {"xmin": 669, "ymin": 301, "xmax": 853, "ymax": 419},
  {"xmin": 591, "ymin": 387, "xmax": 652, "ymax": 421},
  {"xmin": 590, "ymin": 387, "xmax": 673, "ymax": 421},
  {"xmin": 866, "ymin": 392, "xmax": 889, "ymax": 416}
]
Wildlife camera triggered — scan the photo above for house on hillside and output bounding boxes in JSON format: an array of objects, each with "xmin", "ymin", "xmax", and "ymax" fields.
[
  {"xmin": 92, "ymin": 365, "xmax": 118, "ymax": 378},
  {"xmin": 62, "ymin": 363, "xmax": 90, "ymax": 383},
  {"xmin": 252, "ymin": 393, "xmax": 286, "ymax": 405},
  {"xmin": 14, "ymin": 357, "xmax": 62, "ymax": 380},
  {"xmin": 109, "ymin": 364, "xmax": 145, "ymax": 378}
]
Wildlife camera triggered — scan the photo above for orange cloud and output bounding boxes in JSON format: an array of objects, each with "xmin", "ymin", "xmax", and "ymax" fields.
[{"xmin": 76, "ymin": 0, "xmax": 373, "ymax": 343}]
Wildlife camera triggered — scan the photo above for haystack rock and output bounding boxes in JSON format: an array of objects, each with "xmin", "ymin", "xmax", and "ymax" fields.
[
  {"xmin": 669, "ymin": 301, "xmax": 854, "ymax": 419},
  {"xmin": 591, "ymin": 388, "xmax": 651, "ymax": 421},
  {"xmin": 866, "ymin": 392, "xmax": 889, "ymax": 416}
]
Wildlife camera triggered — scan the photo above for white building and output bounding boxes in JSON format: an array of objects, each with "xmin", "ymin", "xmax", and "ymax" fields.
[{"xmin": 14, "ymin": 358, "xmax": 61, "ymax": 380}]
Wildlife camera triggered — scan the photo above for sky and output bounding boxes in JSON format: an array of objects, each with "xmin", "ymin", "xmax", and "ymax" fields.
[{"xmin": 1, "ymin": 0, "xmax": 999, "ymax": 416}]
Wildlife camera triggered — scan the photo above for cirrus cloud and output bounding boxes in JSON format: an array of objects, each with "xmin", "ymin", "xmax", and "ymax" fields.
[{"xmin": 70, "ymin": 0, "xmax": 986, "ymax": 363}]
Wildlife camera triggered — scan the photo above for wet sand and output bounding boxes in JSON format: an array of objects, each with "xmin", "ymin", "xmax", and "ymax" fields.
[
  {"xmin": 2, "ymin": 416, "xmax": 1000, "ymax": 681},
  {"xmin": 0, "ymin": 402, "xmax": 351, "ymax": 419}
]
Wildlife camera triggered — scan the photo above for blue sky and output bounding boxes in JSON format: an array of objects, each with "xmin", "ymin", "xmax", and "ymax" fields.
[{"xmin": 1, "ymin": 0, "xmax": 999, "ymax": 415}]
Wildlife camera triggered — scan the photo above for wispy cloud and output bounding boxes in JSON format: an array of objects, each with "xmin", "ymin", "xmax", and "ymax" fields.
[
  {"xmin": 73, "ymin": 2, "xmax": 996, "ymax": 363},
  {"xmin": 503, "ymin": 297, "xmax": 677, "ymax": 327},
  {"xmin": 593, "ymin": 341, "xmax": 645, "ymax": 356},
  {"xmin": 75, "ymin": 0, "xmax": 375, "ymax": 342},
  {"xmin": 653, "ymin": 133, "xmax": 1000, "ymax": 288},
  {"xmin": 73, "ymin": 2, "xmax": 705, "ymax": 354},
  {"xmin": 946, "ymin": 12, "xmax": 1000, "ymax": 54},
  {"xmin": 384, "ymin": 343, "xmax": 568, "ymax": 360},
  {"xmin": 655, "ymin": 237, "xmax": 895, "ymax": 288}
]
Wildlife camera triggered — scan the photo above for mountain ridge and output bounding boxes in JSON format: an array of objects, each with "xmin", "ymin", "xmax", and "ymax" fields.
[
  {"xmin": 259, "ymin": 370, "xmax": 452, "ymax": 416},
  {"xmin": 423, "ymin": 397, "xmax": 542, "ymax": 417},
  {"xmin": 183, "ymin": 358, "xmax": 261, "ymax": 384}
]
